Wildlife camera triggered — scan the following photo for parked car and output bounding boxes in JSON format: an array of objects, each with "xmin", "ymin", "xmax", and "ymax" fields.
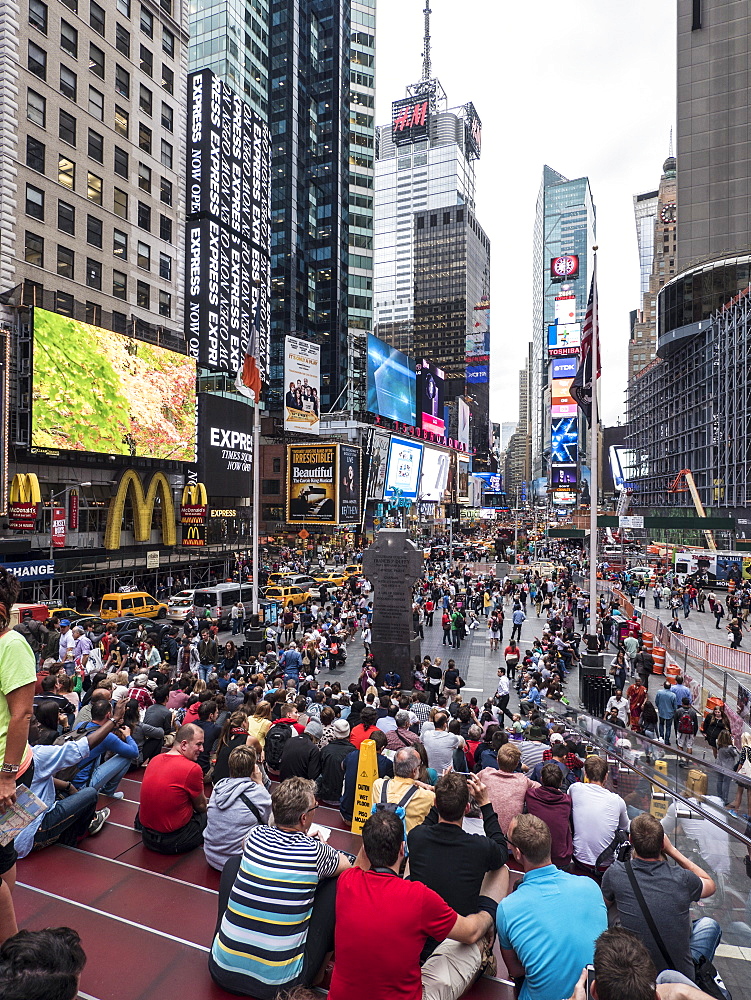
[
  {"xmin": 167, "ymin": 589, "xmax": 196, "ymax": 622},
  {"xmin": 263, "ymin": 585, "xmax": 310, "ymax": 608},
  {"xmin": 100, "ymin": 592, "xmax": 168, "ymax": 621}
]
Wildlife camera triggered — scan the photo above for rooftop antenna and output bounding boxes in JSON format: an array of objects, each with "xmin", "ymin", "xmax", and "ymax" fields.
[{"xmin": 421, "ymin": 3, "xmax": 432, "ymax": 82}]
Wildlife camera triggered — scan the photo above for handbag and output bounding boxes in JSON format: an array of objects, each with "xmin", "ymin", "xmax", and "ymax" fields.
[{"xmin": 624, "ymin": 860, "xmax": 730, "ymax": 1000}]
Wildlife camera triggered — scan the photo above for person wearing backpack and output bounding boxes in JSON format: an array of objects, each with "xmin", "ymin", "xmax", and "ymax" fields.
[
  {"xmin": 371, "ymin": 746, "xmax": 435, "ymax": 833},
  {"xmin": 264, "ymin": 707, "xmax": 304, "ymax": 773},
  {"xmin": 674, "ymin": 697, "xmax": 699, "ymax": 761}
]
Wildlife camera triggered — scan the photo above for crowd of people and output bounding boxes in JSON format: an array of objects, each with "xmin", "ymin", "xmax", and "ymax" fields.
[{"xmin": 0, "ymin": 538, "xmax": 745, "ymax": 1000}]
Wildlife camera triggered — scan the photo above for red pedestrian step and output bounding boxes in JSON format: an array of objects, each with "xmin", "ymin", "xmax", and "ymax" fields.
[
  {"xmin": 67, "ymin": 821, "xmax": 144, "ymax": 860},
  {"xmin": 116, "ymin": 842, "xmax": 222, "ymax": 891}
]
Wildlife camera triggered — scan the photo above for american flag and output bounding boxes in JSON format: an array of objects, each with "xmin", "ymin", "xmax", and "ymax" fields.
[
  {"xmin": 235, "ymin": 298, "xmax": 262, "ymax": 403},
  {"xmin": 570, "ymin": 260, "xmax": 600, "ymax": 424}
]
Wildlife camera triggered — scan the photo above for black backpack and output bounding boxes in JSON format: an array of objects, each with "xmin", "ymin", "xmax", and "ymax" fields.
[{"xmin": 265, "ymin": 722, "xmax": 294, "ymax": 771}]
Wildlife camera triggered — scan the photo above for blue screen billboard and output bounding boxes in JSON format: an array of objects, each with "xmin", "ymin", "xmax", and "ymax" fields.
[
  {"xmin": 466, "ymin": 365, "xmax": 489, "ymax": 384},
  {"xmin": 367, "ymin": 334, "xmax": 416, "ymax": 425},
  {"xmin": 551, "ymin": 417, "xmax": 578, "ymax": 464}
]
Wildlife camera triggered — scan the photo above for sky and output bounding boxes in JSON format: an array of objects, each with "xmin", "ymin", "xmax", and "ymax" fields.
[{"xmin": 373, "ymin": 0, "xmax": 677, "ymax": 427}]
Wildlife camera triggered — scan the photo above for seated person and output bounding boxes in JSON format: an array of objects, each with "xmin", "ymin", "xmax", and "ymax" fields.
[
  {"xmin": 70, "ymin": 697, "xmax": 139, "ymax": 798},
  {"xmin": 327, "ymin": 810, "xmax": 501, "ymax": 1000},
  {"xmin": 524, "ymin": 761, "xmax": 574, "ymax": 869},
  {"xmin": 14, "ymin": 701, "xmax": 127, "ymax": 858},
  {"xmin": 204, "ymin": 745, "xmax": 272, "ymax": 872},
  {"xmin": 137, "ymin": 723, "xmax": 207, "ymax": 854},
  {"xmin": 209, "ymin": 776, "xmax": 353, "ymax": 998},
  {"xmin": 0, "ymin": 927, "xmax": 86, "ymax": 1000},
  {"xmin": 371, "ymin": 746, "xmax": 436, "ymax": 833}
]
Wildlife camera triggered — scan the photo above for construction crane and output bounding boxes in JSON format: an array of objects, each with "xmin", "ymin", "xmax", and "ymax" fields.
[{"xmin": 667, "ymin": 469, "xmax": 716, "ymax": 551}]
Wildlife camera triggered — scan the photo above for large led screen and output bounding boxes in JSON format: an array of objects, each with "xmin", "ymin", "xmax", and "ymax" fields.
[
  {"xmin": 551, "ymin": 417, "xmax": 578, "ymax": 465},
  {"xmin": 385, "ymin": 436, "xmax": 423, "ymax": 499},
  {"xmin": 367, "ymin": 334, "xmax": 416, "ymax": 425},
  {"xmin": 418, "ymin": 447, "xmax": 450, "ymax": 501},
  {"xmin": 548, "ymin": 323, "xmax": 581, "ymax": 356},
  {"xmin": 32, "ymin": 308, "xmax": 196, "ymax": 460},
  {"xmin": 416, "ymin": 359, "xmax": 445, "ymax": 434}
]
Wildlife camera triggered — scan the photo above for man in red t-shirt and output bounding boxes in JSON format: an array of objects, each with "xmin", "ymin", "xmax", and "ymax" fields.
[
  {"xmin": 137, "ymin": 723, "xmax": 207, "ymax": 854},
  {"xmin": 328, "ymin": 811, "xmax": 496, "ymax": 1000}
]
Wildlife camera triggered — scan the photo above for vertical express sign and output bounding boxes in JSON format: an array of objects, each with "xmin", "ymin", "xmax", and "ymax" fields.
[{"xmin": 186, "ymin": 70, "xmax": 271, "ymax": 382}]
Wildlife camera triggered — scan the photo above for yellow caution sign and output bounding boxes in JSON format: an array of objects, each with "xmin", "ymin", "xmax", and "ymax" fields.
[
  {"xmin": 650, "ymin": 758, "xmax": 669, "ymax": 819},
  {"xmin": 351, "ymin": 738, "xmax": 378, "ymax": 835}
]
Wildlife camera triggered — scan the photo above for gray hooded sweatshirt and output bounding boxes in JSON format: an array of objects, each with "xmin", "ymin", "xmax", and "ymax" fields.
[{"xmin": 204, "ymin": 776, "xmax": 273, "ymax": 871}]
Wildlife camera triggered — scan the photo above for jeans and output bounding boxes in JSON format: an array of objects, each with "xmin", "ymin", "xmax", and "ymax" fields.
[
  {"xmin": 231, "ymin": 619, "xmax": 242, "ymax": 635},
  {"xmin": 658, "ymin": 716, "xmax": 673, "ymax": 742},
  {"xmin": 198, "ymin": 664, "xmax": 212, "ymax": 682},
  {"xmin": 511, "ymin": 624, "xmax": 522, "ymax": 642},
  {"xmin": 88, "ymin": 753, "xmax": 133, "ymax": 796},
  {"xmin": 34, "ymin": 786, "xmax": 99, "ymax": 850},
  {"xmin": 442, "ymin": 629, "xmax": 451, "ymax": 645},
  {"xmin": 452, "ymin": 632, "xmax": 460, "ymax": 648},
  {"xmin": 655, "ymin": 918, "xmax": 726, "ymax": 998}
]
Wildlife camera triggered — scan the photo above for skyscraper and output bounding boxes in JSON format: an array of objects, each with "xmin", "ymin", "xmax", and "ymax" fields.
[{"xmin": 530, "ymin": 167, "xmax": 596, "ymax": 481}]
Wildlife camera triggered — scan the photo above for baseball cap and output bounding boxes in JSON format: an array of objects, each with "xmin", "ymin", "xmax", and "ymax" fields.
[
  {"xmin": 332, "ymin": 719, "xmax": 350, "ymax": 738},
  {"xmin": 305, "ymin": 719, "xmax": 323, "ymax": 739},
  {"xmin": 60, "ymin": 619, "xmax": 71, "ymax": 627},
  {"xmin": 134, "ymin": 674, "xmax": 148, "ymax": 686},
  {"xmin": 549, "ymin": 733, "xmax": 565, "ymax": 745}
]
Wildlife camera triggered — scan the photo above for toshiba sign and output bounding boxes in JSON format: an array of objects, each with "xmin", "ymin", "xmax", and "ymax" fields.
[{"xmin": 198, "ymin": 394, "xmax": 253, "ymax": 497}]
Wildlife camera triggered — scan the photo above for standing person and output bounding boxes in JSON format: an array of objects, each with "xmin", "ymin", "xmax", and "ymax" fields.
[
  {"xmin": 0, "ymin": 569, "xmax": 37, "ymax": 944},
  {"xmin": 727, "ymin": 617, "xmax": 743, "ymax": 649},
  {"xmin": 701, "ymin": 704, "xmax": 730, "ymax": 758},
  {"xmin": 426, "ymin": 658, "xmax": 443, "ymax": 706},
  {"xmin": 230, "ymin": 601, "xmax": 244, "ymax": 636},
  {"xmin": 655, "ymin": 681, "xmax": 678, "ymax": 746},
  {"xmin": 441, "ymin": 608, "xmax": 452, "ymax": 646},
  {"xmin": 503, "ymin": 639, "xmax": 520, "ymax": 683},
  {"xmin": 674, "ymin": 698, "xmax": 699, "ymax": 762},
  {"xmin": 197, "ymin": 629, "xmax": 218, "ymax": 682},
  {"xmin": 495, "ymin": 666, "xmax": 513, "ymax": 722},
  {"xmin": 510, "ymin": 605, "xmax": 525, "ymax": 642}
]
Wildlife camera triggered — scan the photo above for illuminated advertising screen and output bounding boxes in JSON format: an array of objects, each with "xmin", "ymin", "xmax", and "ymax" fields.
[
  {"xmin": 32, "ymin": 308, "xmax": 196, "ymax": 461},
  {"xmin": 551, "ymin": 377, "xmax": 577, "ymax": 417},
  {"xmin": 457, "ymin": 397, "xmax": 471, "ymax": 449},
  {"xmin": 609, "ymin": 446, "xmax": 635, "ymax": 490},
  {"xmin": 550, "ymin": 254, "xmax": 580, "ymax": 281},
  {"xmin": 367, "ymin": 431, "xmax": 391, "ymax": 500},
  {"xmin": 555, "ymin": 295, "xmax": 577, "ymax": 324},
  {"xmin": 416, "ymin": 359, "xmax": 445, "ymax": 434},
  {"xmin": 551, "ymin": 357, "xmax": 578, "ymax": 380},
  {"xmin": 548, "ymin": 323, "xmax": 581, "ymax": 356},
  {"xmin": 551, "ymin": 464, "xmax": 578, "ymax": 488},
  {"xmin": 366, "ymin": 334, "xmax": 416, "ymax": 425},
  {"xmin": 418, "ymin": 447, "xmax": 450, "ymax": 502},
  {"xmin": 338, "ymin": 444, "xmax": 361, "ymax": 525},
  {"xmin": 385, "ymin": 436, "xmax": 423, "ymax": 499},
  {"xmin": 457, "ymin": 455, "xmax": 470, "ymax": 502},
  {"xmin": 466, "ymin": 365, "xmax": 489, "ymax": 384},
  {"xmin": 198, "ymin": 393, "xmax": 252, "ymax": 496},
  {"xmin": 284, "ymin": 336, "xmax": 320, "ymax": 434},
  {"xmin": 551, "ymin": 417, "xmax": 578, "ymax": 464},
  {"xmin": 392, "ymin": 96, "xmax": 430, "ymax": 146},
  {"xmin": 287, "ymin": 444, "xmax": 336, "ymax": 524}
]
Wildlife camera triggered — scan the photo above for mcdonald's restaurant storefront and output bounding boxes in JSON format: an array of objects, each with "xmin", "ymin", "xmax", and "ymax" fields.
[{"xmin": 2, "ymin": 469, "xmax": 254, "ymax": 604}]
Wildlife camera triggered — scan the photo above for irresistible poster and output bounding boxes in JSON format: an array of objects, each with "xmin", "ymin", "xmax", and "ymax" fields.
[
  {"xmin": 287, "ymin": 444, "xmax": 337, "ymax": 524},
  {"xmin": 338, "ymin": 444, "xmax": 361, "ymax": 524},
  {"xmin": 284, "ymin": 336, "xmax": 321, "ymax": 434}
]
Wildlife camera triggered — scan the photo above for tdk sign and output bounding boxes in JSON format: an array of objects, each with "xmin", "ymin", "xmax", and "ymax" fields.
[{"xmin": 551, "ymin": 358, "xmax": 578, "ymax": 379}]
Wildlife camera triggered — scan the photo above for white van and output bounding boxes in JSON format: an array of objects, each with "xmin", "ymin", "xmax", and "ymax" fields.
[{"xmin": 192, "ymin": 583, "xmax": 254, "ymax": 628}]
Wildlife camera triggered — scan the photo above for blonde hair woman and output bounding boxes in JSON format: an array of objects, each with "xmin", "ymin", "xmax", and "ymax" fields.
[{"xmin": 247, "ymin": 701, "xmax": 273, "ymax": 749}]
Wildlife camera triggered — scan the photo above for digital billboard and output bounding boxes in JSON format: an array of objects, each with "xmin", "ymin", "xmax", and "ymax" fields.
[
  {"xmin": 548, "ymin": 323, "xmax": 581, "ymax": 356},
  {"xmin": 551, "ymin": 357, "xmax": 578, "ymax": 380},
  {"xmin": 466, "ymin": 296, "xmax": 490, "ymax": 384},
  {"xmin": 551, "ymin": 464, "xmax": 578, "ymax": 488},
  {"xmin": 338, "ymin": 443, "xmax": 361, "ymax": 524},
  {"xmin": 466, "ymin": 365, "xmax": 490, "ymax": 384},
  {"xmin": 284, "ymin": 336, "xmax": 320, "ymax": 434},
  {"xmin": 551, "ymin": 377, "xmax": 577, "ymax": 417},
  {"xmin": 385, "ymin": 436, "xmax": 423, "ymax": 500},
  {"xmin": 551, "ymin": 417, "xmax": 578, "ymax": 464},
  {"xmin": 366, "ymin": 431, "xmax": 390, "ymax": 500},
  {"xmin": 32, "ymin": 308, "xmax": 196, "ymax": 461},
  {"xmin": 416, "ymin": 359, "xmax": 445, "ymax": 434},
  {"xmin": 287, "ymin": 444, "xmax": 337, "ymax": 524},
  {"xmin": 198, "ymin": 394, "xmax": 252, "ymax": 497},
  {"xmin": 457, "ymin": 397, "xmax": 471, "ymax": 449},
  {"xmin": 457, "ymin": 455, "xmax": 470, "ymax": 502},
  {"xmin": 418, "ymin": 447, "xmax": 450, "ymax": 502},
  {"xmin": 550, "ymin": 255, "xmax": 580, "ymax": 281},
  {"xmin": 554, "ymin": 295, "xmax": 577, "ymax": 324},
  {"xmin": 366, "ymin": 333, "xmax": 416, "ymax": 425},
  {"xmin": 392, "ymin": 96, "xmax": 430, "ymax": 146},
  {"xmin": 609, "ymin": 446, "xmax": 635, "ymax": 491}
]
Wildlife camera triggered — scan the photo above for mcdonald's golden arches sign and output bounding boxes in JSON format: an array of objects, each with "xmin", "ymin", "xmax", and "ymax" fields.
[
  {"xmin": 9, "ymin": 473, "xmax": 41, "ymax": 531},
  {"xmin": 104, "ymin": 470, "xmax": 176, "ymax": 550}
]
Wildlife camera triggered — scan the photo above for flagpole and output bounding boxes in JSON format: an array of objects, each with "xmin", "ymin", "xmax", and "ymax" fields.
[
  {"xmin": 587, "ymin": 248, "xmax": 599, "ymax": 639},
  {"xmin": 252, "ymin": 400, "xmax": 261, "ymax": 618}
]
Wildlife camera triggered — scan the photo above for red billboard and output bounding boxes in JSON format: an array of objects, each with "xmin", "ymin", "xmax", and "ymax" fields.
[{"xmin": 51, "ymin": 507, "xmax": 66, "ymax": 548}]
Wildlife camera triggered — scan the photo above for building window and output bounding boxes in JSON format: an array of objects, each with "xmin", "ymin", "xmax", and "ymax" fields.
[
  {"xmin": 114, "ymin": 105, "xmax": 129, "ymax": 137},
  {"xmin": 60, "ymin": 0, "xmax": 77, "ymax": 11},
  {"xmin": 59, "ymin": 109, "xmax": 76, "ymax": 146},
  {"xmin": 272, "ymin": 458, "xmax": 281, "ymax": 474},
  {"xmin": 116, "ymin": 22, "xmax": 130, "ymax": 56},
  {"xmin": 25, "ymin": 232, "xmax": 44, "ymax": 267},
  {"xmin": 86, "ymin": 258, "xmax": 102, "ymax": 289},
  {"xmin": 138, "ymin": 122, "xmax": 152, "ymax": 153},
  {"xmin": 140, "ymin": 5, "xmax": 153, "ymax": 37},
  {"xmin": 60, "ymin": 20, "xmax": 78, "ymax": 57},
  {"xmin": 159, "ymin": 0, "xmax": 171, "ymax": 15},
  {"xmin": 114, "ymin": 146, "xmax": 128, "ymax": 177},
  {"xmin": 161, "ymin": 64, "xmax": 173, "ymax": 94},
  {"xmin": 90, "ymin": 0, "xmax": 105, "ymax": 35},
  {"xmin": 85, "ymin": 301, "xmax": 101, "ymax": 325},
  {"xmin": 162, "ymin": 27, "xmax": 174, "ymax": 56},
  {"xmin": 87, "ymin": 172, "xmax": 102, "ymax": 204},
  {"xmin": 140, "ymin": 44, "xmax": 152, "ymax": 76},
  {"xmin": 262, "ymin": 480, "xmax": 280, "ymax": 495},
  {"xmin": 58, "ymin": 200, "xmax": 75, "ymax": 234},
  {"xmin": 113, "ymin": 270, "xmax": 127, "ymax": 298},
  {"xmin": 28, "ymin": 41, "xmax": 47, "ymax": 79},
  {"xmin": 86, "ymin": 214, "xmax": 102, "ymax": 247},
  {"xmin": 159, "ymin": 214, "xmax": 171, "ymax": 242},
  {"xmin": 25, "ymin": 184, "xmax": 45, "ymax": 220},
  {"xmin": 115, "ymin": 64, "xmax": 130, "ymax": 98},
  {"xmin": 138, "ymin": 162, "xmax": 151, "ymax": 192},
  {"xmin": 57, "ymin": 245, "xmax": 75, "ymax": 278},
  {"xmin": 136, "ymin": 280, "xmax": 150, "ymax": 308},
  {"xmin": 137, "ymin": 201, "xmax": 150, "ymax": 230},
  {"xmin": 114, "ymin": 188, "xmax": 128, "ymax": 219},
  {"xmin": 158, "ymin": 290, "xmax": 171, "ymax": 317},
  {"xmin": 112, "ymin": 309, "xmax": 127, "ymax": 332},
  {"xmin": 113, "ymin": 229, "xmax": 127, "ymax": 259},
  {"xmin": 160, "ymin": 139, "xmax": 172, "ymax": 169},
  {"xmin": 116, "ymin": 0, "xmax": 130, "ymax": 16},
  {"xmin": 55, "ymin": 291, "xmax": 74, "ymax": 315},
  {"xmin": 139, "ymin": 84, "xmax": 152, "ymax": 115},
  {"xmin": 89, "ymin": 42, "xmax": 105, "ymax": 78},
  {"xmin": 88, "ymin": 128, "xmax": 104, "ymax": 163},
  {"xmin": 58, "ymin": 155, "xmax": 75, "ymax": 189},
  {"xmin": 160, "ymin": 102, "xmax": 173, "ymax": 132},
  {"xmin": 137, "ymin": 240, "xmax": 150, "ymax": 270},
  {"xmin": 27, "ymin": 89, "xmax": 46, "ymax": 127},
  {"xmin": 29, "ymin": 0, "xmax": 48, "ymax": 33},
  {"xmin": 60, "ymin": 65, "xmax": 77, "ymax": 101},
  {"xmin": 88, "ymin": 87, "xmax": 104, "ymax": 121},
  {"xmin": 159, "ymin": 176, "xmax": 172, "ymax": 205},
  {"xmin": 158, "ymin": 252, "xmax": 171, "ymax": 279}
]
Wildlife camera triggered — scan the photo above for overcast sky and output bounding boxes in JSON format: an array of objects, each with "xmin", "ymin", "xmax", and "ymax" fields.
[{"xmin": 374, "ymin": 0, "xmax": 677, "ymax": 427}]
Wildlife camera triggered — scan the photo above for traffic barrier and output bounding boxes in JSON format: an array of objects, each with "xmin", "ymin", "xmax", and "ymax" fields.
[
  {"xmin": 642, "ymin": 631, "xmax": 654, "ymax": 653},
  {"xmin": 652, "ymin": 647, "xmax": 666, "ymax": 674},
  {"xmin": 706, "ymin": 696, "xmax": 724, "ymax": 712},
  {"xmin": 666, "ymin": 665, "xmax": 681, "ymax": 685}
]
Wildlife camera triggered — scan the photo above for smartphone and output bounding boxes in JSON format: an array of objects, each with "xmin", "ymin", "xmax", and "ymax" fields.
[{"xmin": 586, "ymin": 964, "xmax": 595, "ymax": 998}]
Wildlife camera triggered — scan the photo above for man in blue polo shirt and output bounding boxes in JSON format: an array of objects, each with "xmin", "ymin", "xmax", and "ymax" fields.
[{"xmin": 497, "ymin": 813, "xmax": 607, "ymax": 1000}]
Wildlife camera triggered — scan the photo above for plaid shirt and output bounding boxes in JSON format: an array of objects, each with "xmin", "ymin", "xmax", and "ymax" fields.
[
  {"xmin": 126, "ymin": 686, "xmax": 154, "ymax": 710},
  {"xmin": 411, "ymin": 701, "xmax": 431, "ymax": 724}
]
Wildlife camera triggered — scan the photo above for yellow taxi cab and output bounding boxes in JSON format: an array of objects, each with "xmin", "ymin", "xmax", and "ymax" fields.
[
  {"xmin": 343, "ymin": 564, "xmax": 362, "ymax": 578},
  {"xmin": 266, "ymin": 572, "xmax": 289, "ymax": 588},
  {"xmin": 313, "ymin": 571, "xmax": 346, "ymax": 589},
  {"xmin": 263, "ymin": 585, "xmax": 310, "ymax": 608},
  {"xmin": 100, "ymin": 591, "xmax": 168, "ymax": 620}
]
